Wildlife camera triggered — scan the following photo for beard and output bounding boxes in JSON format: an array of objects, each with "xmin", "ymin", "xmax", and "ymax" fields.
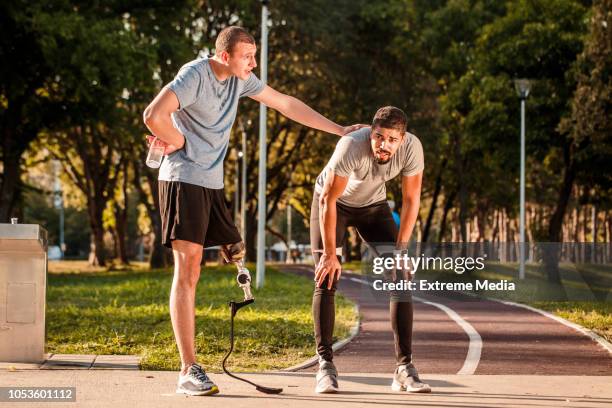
[{"xmin": 374, "ymin": 150, "xmax": 391, "ymax": 164}]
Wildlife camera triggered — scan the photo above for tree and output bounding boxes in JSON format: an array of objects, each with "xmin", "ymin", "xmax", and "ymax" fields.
[
  {"xmin": 0, "ymin": 1, "xmax": 60, "ymax": 221},
  {"xmin": 553, "ymin": 0, "xmax": 611, "ymax": 277},
  {"xmin": 420, "ymin": 0, "xmax": 508, "ymax": 242},
  {"xmin": 36, "ymin": 2, "xmax": 155, "ymax": 266}
]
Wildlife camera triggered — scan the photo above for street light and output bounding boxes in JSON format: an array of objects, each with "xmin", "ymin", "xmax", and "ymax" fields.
[
  {"xmin": 256, "ymin": 0, "xmax": 270, "ymax": 288},
  {"xmin": 53, "ymin": 160, "xmax": 65, "ymax": 259},
  {"xmin": 240, "ymin": 129, "xmax": 247, "ymax": 239},
  {"xmin": 234, "ymin": 149, "xmax": 241, "ymax": 225},
  {"xmin": 514, "ymin": 78, "xmax": 531, "ymax": 280}
]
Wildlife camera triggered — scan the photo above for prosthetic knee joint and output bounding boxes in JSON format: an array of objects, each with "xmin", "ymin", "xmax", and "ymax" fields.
[{"xmin": 222, "ymin": 242, "xmax": 253, "ymax": 300}]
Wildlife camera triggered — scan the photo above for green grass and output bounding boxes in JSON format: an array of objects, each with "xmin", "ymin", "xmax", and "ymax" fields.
[
  {"xmin": 530, "ymin": 301, "xmax": 612, "ymax": 343},
  {"xmin": 46, "ymin": 263, "xmax": 357, "ymax": 372}
]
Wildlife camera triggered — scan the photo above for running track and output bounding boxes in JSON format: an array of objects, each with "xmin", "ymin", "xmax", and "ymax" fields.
[{"xmin": 281, "ymin": 265, "xmax": 612, "ymax": 375}]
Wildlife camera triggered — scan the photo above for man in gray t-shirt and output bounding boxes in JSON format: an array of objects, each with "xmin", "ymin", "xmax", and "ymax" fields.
[
  {"xmin": 310, "ymin": 106, "xmax": 430, "ymax": 394},
  {"xmin": 314, "ymin": 126, "xmax": 424, "ymax": 207},
  {"xmin": 143, "ymin": 26, "xmax": 365, "ymax": 396}
]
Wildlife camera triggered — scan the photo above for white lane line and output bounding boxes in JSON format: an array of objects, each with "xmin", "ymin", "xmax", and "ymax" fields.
[
  {"xmin": 413, "ymin": 296, "xmax": 482, "ymax": 375},
  {"xmin": 345, "ymin": 276, "xmax": 482, "ymax": 375}
]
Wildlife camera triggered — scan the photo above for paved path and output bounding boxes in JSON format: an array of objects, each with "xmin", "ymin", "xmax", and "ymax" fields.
[
  {"xmin": 2, "ymin": 370, "xmax": 611, "ymax": 407},
  {"xmin": 3, "ymin": 264, "xmax": 611, "ymax": 407},
  {"xmin": 281, "ymin": 265, "xmax": 612, "ymax": 375}
]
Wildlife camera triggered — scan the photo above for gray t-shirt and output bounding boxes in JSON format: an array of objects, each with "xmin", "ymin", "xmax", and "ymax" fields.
[
  {"xmin": 315, "ymin": 127, "xmax": 424, "ymax": 207},
  {"xmin": 158, "ymin": 57, "xmax": 265, "ymax": 188}
]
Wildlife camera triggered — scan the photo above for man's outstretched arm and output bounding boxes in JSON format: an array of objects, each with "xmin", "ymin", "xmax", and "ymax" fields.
[{"xmin": 250, "ymin": 85, "xmax": 366, "ymax": 136}]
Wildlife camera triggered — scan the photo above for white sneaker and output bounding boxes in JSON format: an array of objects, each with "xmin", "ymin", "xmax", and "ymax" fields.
[
  {"xmin": 391, "ymin": 363, "xmax": 431, "ymax": 393},
  {"xmin": 176, "ymin": 363, "xmax": 219, "ymax": 396},
  {"xmin": 315, "ymin": 360, "xmax": 339, "ymax": 393}
]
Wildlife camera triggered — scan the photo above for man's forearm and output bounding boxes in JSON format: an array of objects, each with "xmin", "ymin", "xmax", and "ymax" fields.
[
  {"xmin": 279, "ymin": 96, "xmax": 343, "ymax": 136},
  {"xmin": 396, "ymin": 199, "xmax": 420, "ymax": 249},
  {"xmin": 143, "ymin": 109, "xmax": 185, "ymax": 148},
  {"xmin": 320, "ymin": 198, "xmax": 338, "ymax": 255}
]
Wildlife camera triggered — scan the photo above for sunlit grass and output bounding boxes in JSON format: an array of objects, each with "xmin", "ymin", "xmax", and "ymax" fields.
[
  {"xmin": 46, "ymin": 263, "xmax": 357, "ymax": 372},
  {"xmin": 531, "ymin": 301, "xmax": 612, "ymax": 342}
]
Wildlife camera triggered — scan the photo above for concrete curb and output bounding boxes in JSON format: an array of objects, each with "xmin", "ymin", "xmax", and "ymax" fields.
[
  {"xmin": 0, "ymin": 354, "xmax": 141, "ymax": 371},
  {"xmin": 280, "ymin": 304, "xmax": 361, "ymax": 372}
]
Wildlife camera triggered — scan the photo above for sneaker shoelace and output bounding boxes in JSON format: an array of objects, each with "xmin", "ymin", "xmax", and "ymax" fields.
[
  {"xmin": 320, "ymin": 363, "xmax": 337, "ymax": 376},
  {"xmin": 189, "ymin": 364, "xmax": 210, "ymax": 383},
  {"xmin": 398, "ymin": 364, "xmax": 420, "ymax": 382},
  {"xmin": 406, "ymin": 365, "xmax": 422, "ymax": 383}
]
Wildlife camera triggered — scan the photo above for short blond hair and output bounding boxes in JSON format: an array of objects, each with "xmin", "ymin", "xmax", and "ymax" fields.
[{"xmin": 215, "ymin": 26, "xmax": 256, "ymax": 54}]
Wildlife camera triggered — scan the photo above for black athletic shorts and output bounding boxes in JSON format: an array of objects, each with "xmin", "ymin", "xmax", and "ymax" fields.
[
  {"xmin": 159, "ymin": 180, "xmax": 242, "ymax": 249},
  {"xmin": 310, "ymin": 191, "xmax": 398, "ymax": 264}
]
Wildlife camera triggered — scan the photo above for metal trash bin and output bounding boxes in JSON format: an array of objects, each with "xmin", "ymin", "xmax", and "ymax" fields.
[{"xmin": 0, "ymin": 221, "xmax": 48, "ymax": 363}]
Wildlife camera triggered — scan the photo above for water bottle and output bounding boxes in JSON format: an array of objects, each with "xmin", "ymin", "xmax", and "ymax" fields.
[{"xmin": 146, "ymin": 137, "xmax": 164, "ymax": 169}]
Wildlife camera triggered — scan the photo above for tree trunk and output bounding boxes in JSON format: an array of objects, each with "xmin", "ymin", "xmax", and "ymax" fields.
[
  {"xmin": 422, "ymin": 159, "xmax": 446, "ymax": 243},
  {"xmin": 500, "ymin": 209, "xmax": 507, "ymax": 262},
  {"xmin": 591, "ymin": 206, "xmax": 597, "ymax": 263},
  {"xmin": 592, "ymin": 206, "xmax": 597, "ymax": 243},
  {"xmin": 266, "ymin": 225, "xmax": 289, "ymax": 261},
  {"xmin": 545, "ymin": 143, "xmax": 576, "ymax": 286},
  {"xmin": 131, "ymin": 162, "xmax": 170, "ymax": 269},
  {"xmin": 491, "ymin": 209, "xmax": 497, "ymax": 242},
  {"xmin": 88, "ymin": 222, "xmax": 106, "ymax": 267},
  {"xmin": 114, "ymin": 202, "xmax": 129, "ymax": 265},
  {"xmin": 450, "ymin": 130, "xmax": 469, "ymax": 243},
  {"xmin": 86, "ymin": 199, "xmax": 108, "ymax": 267},
  {"xmin": 606, "ymin": 213, "xmax": 610, "ymax": 262},
  {"xmin": 438, "ymin": 190, "xmax": 456, "ymax": 243},
  {"xmin": 113, "ymin": 162, "xmax": 130, "ymax": 265}
]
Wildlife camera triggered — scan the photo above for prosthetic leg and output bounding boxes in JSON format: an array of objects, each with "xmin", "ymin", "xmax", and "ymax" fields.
[{"xmin": 220, "ymin": 242, "xmax": 283, "ymax": 395}]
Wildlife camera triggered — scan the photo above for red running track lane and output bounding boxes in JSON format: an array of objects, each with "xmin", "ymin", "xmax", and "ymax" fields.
[{"xmin": 280, "ymin": 265, "xmax": 612, "ymax": 375}]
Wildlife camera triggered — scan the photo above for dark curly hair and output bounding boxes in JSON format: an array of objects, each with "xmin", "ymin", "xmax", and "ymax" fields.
[{"xmin": 371, "ymin": 106, "xmax": 408, "ymax": 134}]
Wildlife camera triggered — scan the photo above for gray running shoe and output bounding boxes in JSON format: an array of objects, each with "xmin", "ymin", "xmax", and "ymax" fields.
[
  {"xmin": 176, "ymin": 363, "xmax": 219, "ymax": 396},
  {"xmin": 391, "ymin": 363, "xmax": 431, "ymax": 393},
  {"xmin": 315, "ymin": 360, "xmax": 339, "ymax": 393}
]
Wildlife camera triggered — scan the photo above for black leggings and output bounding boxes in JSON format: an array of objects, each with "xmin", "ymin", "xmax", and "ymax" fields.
[{"xmin": 310, "ymin": 193, "xmax": 413, "ymax": 366}]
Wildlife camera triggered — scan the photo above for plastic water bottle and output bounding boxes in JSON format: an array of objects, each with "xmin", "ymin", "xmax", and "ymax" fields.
[{"xmin": 146, "ymin": 137, "xmax": 164, "ymax": 169}]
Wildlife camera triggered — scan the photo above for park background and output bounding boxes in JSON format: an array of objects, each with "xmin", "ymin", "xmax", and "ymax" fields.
[{"xmin": 1, "ymin": 0, "xmax": 610, "ymax": 370}]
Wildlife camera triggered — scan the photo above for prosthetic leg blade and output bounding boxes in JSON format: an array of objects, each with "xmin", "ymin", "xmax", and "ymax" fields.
[{"xmin": 222, "ymin": 300, "xmax": 283, "ymax": 395}]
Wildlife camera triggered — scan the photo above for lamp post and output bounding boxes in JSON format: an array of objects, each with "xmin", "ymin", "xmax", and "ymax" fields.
[
  {"xmin": 53, "ymin": 160, "xmax": 65, "ymax": 259},
  {"xmin": 238, "ymin": 148, "xmax": 246, "ymax": 239},
  {"xmin": 287, "ymin": 202, "xmax": 292, "ymax": 262},
  {"xmin": 256, "ymin": 0, "xmax": 269, "ymax": 288},
  {"xmin": 238, "ymin": 121, "xmax": 248, "ymax": 240},
  {"xmin": 514, "ymin": 79, "xmax": 531, "ymax": 280},
  {"xmin": 234, "ymin": 149, "xmax": 240, "ymax": 225}
]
